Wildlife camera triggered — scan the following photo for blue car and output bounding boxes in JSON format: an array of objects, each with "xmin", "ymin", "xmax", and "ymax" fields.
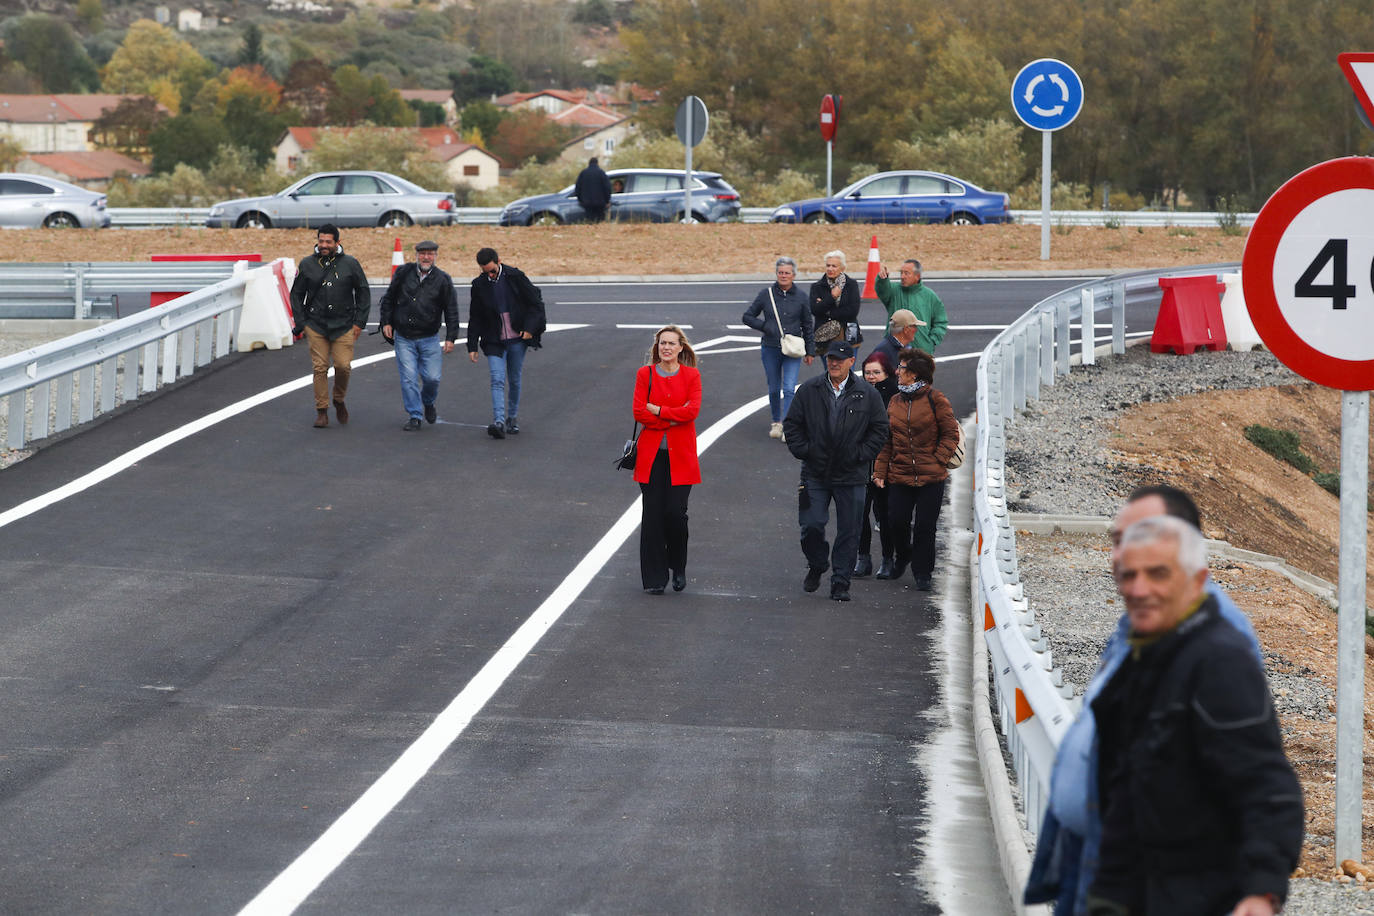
[{"xmin": 770, "ymin": 170, "xmax": 1011, "ymax": 225}]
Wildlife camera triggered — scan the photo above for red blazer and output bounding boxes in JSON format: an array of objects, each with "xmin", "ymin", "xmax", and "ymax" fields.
[{"xmin": 632, "ymin": 364, "xmax": 702, "ymax": 485}]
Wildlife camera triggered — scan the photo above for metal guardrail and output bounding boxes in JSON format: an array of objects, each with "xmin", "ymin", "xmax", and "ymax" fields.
[
  {"xmin": 0, "ymin": 271, "xmax": 249, "ymax": 449},
  {"xmin": 108, "ymin": 206, "xmax": 1255, "ymax": 228},
  {"xmin": 0, "ymin": 262, "xmax": 242, "ymax": 319},
  {"xmin": 971, "ymin": 261, "xmax": 1241, "ymax": 837}
]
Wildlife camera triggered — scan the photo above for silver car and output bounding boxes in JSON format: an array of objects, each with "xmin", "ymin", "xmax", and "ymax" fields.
[
  {"xmin": 0, "ymin": 173, "xmax": 110, "ymax": 228},
  {"xmin": 206, "ymin": 170, "xmax": 456, "ymax": 229}
]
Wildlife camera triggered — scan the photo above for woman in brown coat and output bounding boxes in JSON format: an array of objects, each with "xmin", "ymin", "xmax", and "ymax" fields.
[{"xmin": 872, "ymin": 348, "xmax": 961, "ymax": 590}]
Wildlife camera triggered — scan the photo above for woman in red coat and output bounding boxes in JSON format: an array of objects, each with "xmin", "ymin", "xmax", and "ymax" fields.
[{"xmin": 633, "ymin": 325, "xmax": 702, "ymax": 594}]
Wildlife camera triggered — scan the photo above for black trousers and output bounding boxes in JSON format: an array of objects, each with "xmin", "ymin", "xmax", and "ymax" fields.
[
  {"xmin": 858, "ymin": 480, "xmax": 891, "ymax": 560},
  {"xmin": 886, "ymin": 478, "xmax": 946, "ymax": 577},
  {"xmin": 639, "ymin": 450, "xmax": 691, "ymax": 589}
]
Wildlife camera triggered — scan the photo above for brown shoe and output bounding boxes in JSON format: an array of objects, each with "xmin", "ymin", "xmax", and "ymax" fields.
[
  {"xmin": 313, "ymin": 409, "xmax": 329, "ymax": 428},
  {"xmin": 334, "ymin": 400, "xmax": 349, "ymax": 424}
]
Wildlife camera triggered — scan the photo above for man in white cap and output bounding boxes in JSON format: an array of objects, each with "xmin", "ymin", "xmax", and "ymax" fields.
[
  {"xmin": 876, "ymin": 258, "xmax": 947, "ymax": 351},
  {"xmin": 379, "ymin": 240, "xmax": 459, "ymax": 431},
  {"xmin": 865, "ymin": 308, "xmax": 923, "ymax": 373}
]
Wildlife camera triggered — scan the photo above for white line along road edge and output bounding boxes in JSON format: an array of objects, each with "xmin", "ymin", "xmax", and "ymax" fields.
[{"xmin": 237, "ymin": 391, "xmax": 771, "ymax": 915}]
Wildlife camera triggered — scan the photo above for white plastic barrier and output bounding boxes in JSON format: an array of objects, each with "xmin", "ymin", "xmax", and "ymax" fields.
[
  {"xmin": 236, "ymin": 258, "xmax": 297, "ymax": 352},
  {"xmin": 1220, "ymin": 271, "xmax": 1263, "ymax": 351}
]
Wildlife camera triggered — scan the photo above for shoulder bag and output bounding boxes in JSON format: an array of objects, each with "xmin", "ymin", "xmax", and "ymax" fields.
[
  {"xmin": 768, "ymin": 287, "xmax": 807, "ymax": 358},
  {"xmin": 616, "ymin": 369, "xmax": 652, "ymax": 470},
  {"xmin": 928, "ymin": 389, "xmax": 965, "ymax": 469}
]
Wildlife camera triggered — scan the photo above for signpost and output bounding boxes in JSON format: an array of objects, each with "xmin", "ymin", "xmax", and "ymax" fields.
[
  {"xmin": 674, "ymin": 96, "xmax": 709, "ymax": 224},
  {"xmin": 1011, "ymin": 59, "xmax": 1084, "ymax": 260},
  {"xmin": 820, "ymin": 94, "xmax": 841, "ymax": 197},
  {"xmin": 1243, "ymin": 153, "xmax": 1374, "ymax": 864}
]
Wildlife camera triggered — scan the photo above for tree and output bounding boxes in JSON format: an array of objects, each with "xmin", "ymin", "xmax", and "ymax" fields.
[
  {"xmin": 408, "ymin": 100, "xmax": 448, "ymax": 127},
  {"xmin": 283, "ymin": 58, "xmax": 335, "ymax": 127},
  {"xmin": 150, "ymin": 113, "xmax": 227, "ymax": 173},
  {"xmin": 224, "ymin": 95, "xmax": 290, "ymax": 167},
  {"xmin": 451, "ymin": 54, "xmax": 516, "ymax": 102},
  {"xmin": 3, "ymin": 14, "xmax": 100, "ymax": 92},
  {"xmin": 488, "ymin": 110, "xmax": 574, "ymax": 165},
  {"xmin": 0, "ymin": 137, "xmax": 23, "ymax": 171},
  {"xmin": 460, "ymin": 0, "xmax": 588, "ymax": 88},
  {"xmin": 240, "ymin": 23, "xmax": 264, "ymax": 68},
  {"xmin": 306, "ymin": 128, "xmax": 450, "ymax": 189},
  {"xmin": 458, "ymin": 100, "xmax": 506, "ymax": 140},
  {"xmin": 77, "ymin": 0, "xmax": 104, "ymax": 32},
  {"xmin": 89, "ymin": 96, "xmax": 167, "ymax": 157},
  {"xmin": 326, "ymin": 65, "xmax": 411, "ymax": 127},
  {"xmin": 101, "ymin": 20, "xmax": 214, "ymax": 114}
]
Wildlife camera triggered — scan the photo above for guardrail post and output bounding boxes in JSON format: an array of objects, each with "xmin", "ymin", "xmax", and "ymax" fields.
[
  {"xmin": 1080, "ymin": 288, "xmax": 1096, "ymax": 365},
  {"xmin": 1039, "ymin": 311, "xmax": 1054, "ymax": 387},
  {"xmin": 73, "ymin": 265, "xmax": 86, "ymax": 320},
  {"xmin": 1112, "ymin": 280, "xmax": 1126, "ymax": 354},
  {"xmin": 1027, "ymin": 322, "xmax": 1042, "ymax": 404},
  {"xmin": 5, "ymin": 394, "xmax": 23, "ymax": 449},
  {"xmin": 1056, "ymin": 298, "xmax": 1071, "ymax": 377},
  {"xmin": 1013, "ymin": 329, "xmax": 1027, "ymax": 412}
]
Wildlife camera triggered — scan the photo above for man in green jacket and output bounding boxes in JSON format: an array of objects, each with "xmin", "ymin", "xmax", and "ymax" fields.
[
  {"xmin": 875, "ymin": 258, "xmax": 947, "ymax": 352},
  {"xmin": 290, "ymin": 224, "xmax": 372, "ymax": 428}
]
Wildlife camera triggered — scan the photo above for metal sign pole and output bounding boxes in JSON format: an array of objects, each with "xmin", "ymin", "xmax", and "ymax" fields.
[
  {"xmin": 826, "ymin": 140, "xmax": 833, "ymax": 198},
  {"xmin": 1336, "ymin": 389, "xmax": 1370, "ymax": 863},
  {"xmin": 683, "ymin": 104, "xmax": 693, "ymax": 224},
  {"xmin": 1040, "ymin": 130, "xmax": 1051, "ymax": 260}
]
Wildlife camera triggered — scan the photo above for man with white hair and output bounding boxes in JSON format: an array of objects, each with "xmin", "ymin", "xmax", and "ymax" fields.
[{"xmin": 1082, "ymin": 514, "xmax": 1303, "ymax": 916}]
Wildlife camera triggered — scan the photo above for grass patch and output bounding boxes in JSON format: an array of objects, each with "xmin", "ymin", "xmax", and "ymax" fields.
[{"xmin": 1244, "ymin": 424, "xmax": 1318, "ymax": 474}]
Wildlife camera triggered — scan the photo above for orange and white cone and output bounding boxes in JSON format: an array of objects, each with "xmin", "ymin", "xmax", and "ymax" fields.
[
  {"xmin": 390, "ymin": 237, "xmax": 403, "ymax": 277},
  {"xmin": 862, "ymin": 235, "xmax": 880, "ymax": 298}
]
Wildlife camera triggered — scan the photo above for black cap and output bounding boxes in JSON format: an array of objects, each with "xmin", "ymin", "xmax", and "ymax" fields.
[
  {"xmin": 826, "ymin": 342, "xmax": 855, "ymax": 360},
  {"xmin": 415, "ymin": 240, "xmax": 439, "ymax": 252}
]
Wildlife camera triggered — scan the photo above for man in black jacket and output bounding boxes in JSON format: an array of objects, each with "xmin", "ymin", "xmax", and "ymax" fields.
[
  {"xmin": 290, "ymin": 224, "xmax": 371, "ymax": 428},
  {"xmin": 1090, "ymin": 514, "xmax": 1303, "ymax": 916},
  {"xmin": 574, "ymin": 157, "xmax": 613, "ymax": 222},
  {"xmin": 782, "ymin": 342, "xmax": 889, "ymax": 602},
  {"xmin": 379, "ymin": 240, "xmax": 459, "ymax": 431},
  {"xmin": 468, "ymin": 247, "xmax": 546, "ymax": 439}
]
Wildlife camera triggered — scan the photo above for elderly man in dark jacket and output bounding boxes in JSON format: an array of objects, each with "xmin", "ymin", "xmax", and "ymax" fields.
[
  {"xmin": 379, "ymin": 240, "xmax": 459, "ymax": 431},
  {"xmin": 1089, "ymin": 514, "xmax": 1303, "ymax": 916},
  {"xmin": 782, "ymin": 342, "xmax": 889, "ymax": 602},
  {"xmin": 290, "ymin": 223, "xmax": 371, "ymax": 428},
  {"xmin": 574, "ymin": 157, "xmax": 613, "ymax": 222},
  {"xmin": 468, "ymin": 247, "xmax": 547, "ymax": 439}
]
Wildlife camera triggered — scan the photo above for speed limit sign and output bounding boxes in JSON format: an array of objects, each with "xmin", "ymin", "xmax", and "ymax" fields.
[{"xmin": 1243, "ymin": 156, "xmax": 1374, "ymax": 390}]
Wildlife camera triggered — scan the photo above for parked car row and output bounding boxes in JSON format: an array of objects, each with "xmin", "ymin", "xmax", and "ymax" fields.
[{"xmin": 0, "ymin": 168, "xmax": 1015, "ymax": 229}]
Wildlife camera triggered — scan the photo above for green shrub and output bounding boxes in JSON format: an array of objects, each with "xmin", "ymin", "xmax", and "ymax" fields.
[
  {"xmin": 1313, "ymin": 471, "xmax": 1339, "ymax": 496},
  {"xmin": 1243, "ymin": 424, "xmax": 1317, "ymax": 474}
]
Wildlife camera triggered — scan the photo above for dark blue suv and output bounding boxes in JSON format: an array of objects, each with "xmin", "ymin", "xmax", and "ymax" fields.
[{"xmin": 498, "ymin": 168, "xmax": 741, "ymax": 225}]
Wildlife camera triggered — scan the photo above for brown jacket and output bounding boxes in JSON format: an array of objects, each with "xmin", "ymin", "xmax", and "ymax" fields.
[{"xmin": 874, "ymin": 387, "xmax": 960, "ymax": 487}]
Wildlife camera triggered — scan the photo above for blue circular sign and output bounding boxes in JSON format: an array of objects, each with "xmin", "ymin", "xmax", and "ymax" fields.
[{"xmin": 1011, "ymin": 59, "xmax": 1084, "ymax": 132}]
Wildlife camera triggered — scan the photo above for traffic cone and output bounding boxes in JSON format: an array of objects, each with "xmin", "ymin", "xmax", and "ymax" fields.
[
  {"xmin": 862, "ymin": 235, "xmax": 880, "ymax": 298},
  {"xmin": 390, "ymin": 237, "xmax": 403, "ymax": 277}
]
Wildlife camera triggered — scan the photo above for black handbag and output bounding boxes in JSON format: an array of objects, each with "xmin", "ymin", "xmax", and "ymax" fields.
[{"xmin": 615, "ymin": 370, "xmax": 651, "ymax": 470}]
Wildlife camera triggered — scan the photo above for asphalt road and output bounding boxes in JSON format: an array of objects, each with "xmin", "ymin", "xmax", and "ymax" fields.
[{"xmin": 0, "ymin": 276, "xmax": 1124, "ymax": 914}]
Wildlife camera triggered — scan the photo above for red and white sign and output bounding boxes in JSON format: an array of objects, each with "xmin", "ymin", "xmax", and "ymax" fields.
[
  {"xmin": 819, "ymin": 94, "xmax": 839, "ymax": 142},
  {"xmin": 1242, "ymin": 156, "xmax": 1374, "ymax": 390},
  {"xmin": 1338, "ymin": 52, "xmax": 1374, "ymax": 124}
]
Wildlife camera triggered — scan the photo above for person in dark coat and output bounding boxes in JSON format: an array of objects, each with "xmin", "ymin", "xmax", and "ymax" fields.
[
  {"xmin": 574, "ymin": 157, "xmax": 614, "ymax": 222},
  {"xmin": 782, "ymin": 342, "xmax": 889, "ymax": 602},
  {"xmin": 289, "ymin": 223, "xmax": 371, "ymax": 428},
  {"xmin": 1087, "ymin": 514, "xmax": 1303, "ymax": 916},
  {"xmin": 854, "ymin": 350, "xmax": 897, "ymax": 578},
  {"xmin": 379, "ymin": 240, "xmax": 459, "ymax": 431},
  {"xmin": 468, "ymin": 247, "xmax": 546, "ymax": 439},
  {"xmin": 743, "ymin": 256, "xmax": 815, "ymax": 440},
  {"xmin": 809, "ymin": 249, "xmax": 863, "ymax": 355}
]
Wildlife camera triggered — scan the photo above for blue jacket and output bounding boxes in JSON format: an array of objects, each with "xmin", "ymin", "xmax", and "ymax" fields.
[{"xmin": 1023, "ymin": 580, "xmax": 1264, "ymax": 915}]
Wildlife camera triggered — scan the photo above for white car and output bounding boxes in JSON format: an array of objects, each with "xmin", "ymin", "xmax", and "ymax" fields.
[
  {"xmin": 0, "ymin": 173, "xmax": 111, "ymax": 228},
  {"xmin": 206, "ymin": 170, "xmax": 456, "ymax": 229}
]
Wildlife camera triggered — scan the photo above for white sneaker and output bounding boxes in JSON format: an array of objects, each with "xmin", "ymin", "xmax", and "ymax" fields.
[{"xmin": 769, "ymin": 422, "xmax": 783, "ymax": 439}]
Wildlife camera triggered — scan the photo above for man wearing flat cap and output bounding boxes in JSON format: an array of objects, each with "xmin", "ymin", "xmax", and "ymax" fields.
[
  {"xmin": 379, "ymin": 240, "xmax": 460, "ymax": 431},
  {"xmin": 866, "ymin": 308, "xmax": 925, "ymax": 375}
]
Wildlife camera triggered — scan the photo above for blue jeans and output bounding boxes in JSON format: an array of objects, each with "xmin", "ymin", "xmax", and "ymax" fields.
[
  {"xmin": 798, "ymin": 478, "xmax": 866, "ymax": 589},
  {"xmin": 394, "ymin": 333, "xmax": 442, "ymax": 419},
  {"xmin": 760, "ymin": 345, "xmax": 801, "ymax": 423},
  {"xmin": 486, "ymin": 338, "xmax": 527, "ymax": 424}
]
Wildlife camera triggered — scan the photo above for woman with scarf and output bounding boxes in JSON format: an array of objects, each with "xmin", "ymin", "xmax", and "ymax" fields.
[
  {"xmin": 855, "ymin": 350, "xmax": 898, "ymax": 578},
  {"xmin": 872, "ymin": 348, "xmax": 960, "ymax": 591},
  {"xmin": 809, "ymin": 250, "xmax": 863, "ymax": 356}
]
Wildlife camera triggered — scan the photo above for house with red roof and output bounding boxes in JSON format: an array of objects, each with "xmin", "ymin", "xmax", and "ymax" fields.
[
  {"xmin": 18, "ymin": 150, "xmax": 151, "ymax": 190},
  {"xmin": 398, "ymin": 89, "xmax": 458, "ymax": 126},
  {"xmin": 274, "ymin": 126, "xmax": 501, "ymax": 189},
  {"xmin": 0, "ymin": 94, "xmax": 165, "ymax": 154}
]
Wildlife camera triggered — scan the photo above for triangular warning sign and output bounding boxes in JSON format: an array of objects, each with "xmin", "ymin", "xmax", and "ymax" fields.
[{"xmin": 1338, "ymin": 52, "xmax": 1374, "ymax": 125}]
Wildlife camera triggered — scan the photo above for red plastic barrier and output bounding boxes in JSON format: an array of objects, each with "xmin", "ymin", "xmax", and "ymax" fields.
[
  {"xmin": 1151, "ymin": 276, "xmax": 1227, "ymax": 355},
  {"xmin": 149, "ymin": 253, "xmax": 262, "ymax": 307}
]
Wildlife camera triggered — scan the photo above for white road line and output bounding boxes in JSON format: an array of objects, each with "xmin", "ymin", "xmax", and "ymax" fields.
[
  {"xmin": 237, "ymin": 393, "xmax": 769, "ymax": 915},
  {"xmin": 0, "ymin": 352, "xmax": 395, "ymax": 532}
]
